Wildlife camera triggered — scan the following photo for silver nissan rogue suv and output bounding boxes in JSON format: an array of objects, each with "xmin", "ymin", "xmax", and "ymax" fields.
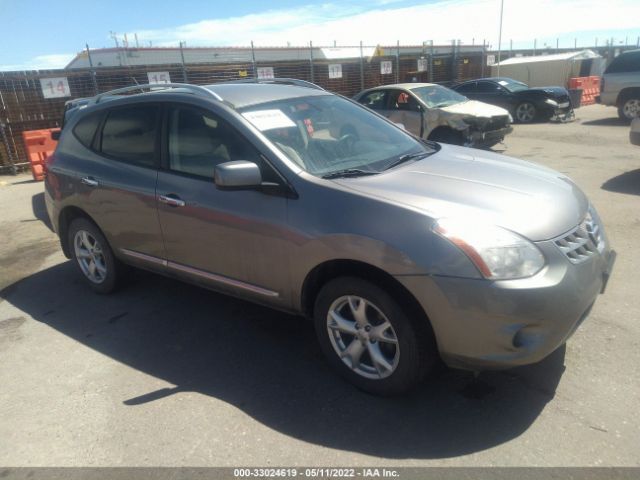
[{"xmin": 44, "ymin": 81, "xmax": 616, "ymax": 395}]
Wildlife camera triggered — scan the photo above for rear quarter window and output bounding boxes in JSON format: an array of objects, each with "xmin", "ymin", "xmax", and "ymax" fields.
[
  {"xmin": 72, "ymin": 111, "xmax": 103, "ymax": 149},
  {"xmin": 100, "ymin": 105, "xmax": 159, "ymax": 167}
]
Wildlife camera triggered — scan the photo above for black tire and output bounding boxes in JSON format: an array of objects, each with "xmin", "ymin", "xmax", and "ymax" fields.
[
  {"xmin": 313, "ymin": 277, "xmax": 437, "ymax": 396},
  {"xmin": 618, "ymin": 96, "xmax": 640, "ymax": 122},
  {"xmin": 515, "ymin": 102, "xmax": 537, "ymax": 123},
  {"xmin": 68, "ymin": 218, "xmax": 123, "ymax": 294},
  {"xmin": 429, "ymin": 128, "xmax": 464, "ymax": 146}
]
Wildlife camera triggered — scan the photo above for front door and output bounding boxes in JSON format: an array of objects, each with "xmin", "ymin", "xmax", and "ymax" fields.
[
  {"xmin": 156, "ymin": 103, "xmax": 290, "ymax": 306},
  {"xmin": 381, "ymin": 90, "xmax": 424, "ymax": 137}
]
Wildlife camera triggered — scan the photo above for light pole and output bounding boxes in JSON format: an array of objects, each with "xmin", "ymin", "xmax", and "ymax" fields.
[{"xmin": 496, "ymin": 0, "xmax": 504, "ymax": 77}]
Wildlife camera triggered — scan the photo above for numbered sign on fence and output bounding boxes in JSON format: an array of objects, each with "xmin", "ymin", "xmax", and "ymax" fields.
[
  {"xmin": 486, "ymin": 55, "xmax": 496, "ymax": 66},
  {"xmin": 147, "ymin": 72, "xmax": 171, "ymax": 84},
  {"xmin": 417, "ymin": 58, "xmax": 428, "ymax": 72},
  {"xmin": 40, "ymin": 77, "xmax": 71, "ymax": 99},
  {"xmin": 380, "ymin": 61, "xmax": 392, "ymax": 75},
  {"xmin": 257, "ymin": 67, "xmax": 275, "ymax": 80},
  {"xmin": 328, "ymin": 64, "xmax": 343, "ymax": 79}
]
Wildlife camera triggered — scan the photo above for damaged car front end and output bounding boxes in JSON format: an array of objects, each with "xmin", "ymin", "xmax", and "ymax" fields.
[{"xmin": 355, "ymin": 83, "xmax": 513, "ymax": 148}]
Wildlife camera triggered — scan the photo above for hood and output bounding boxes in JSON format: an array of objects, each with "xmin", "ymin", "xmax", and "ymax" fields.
[
  {"xmin": 336, "ymin": 144, "xmax": 588, "ymax": 241},
  {"xmin": 523, "ymin": 86, "xmax": 569, "ymax": 98},
  {"xmin": 440, "ymin": 100, "xmax": 510, "ymax": 118}
]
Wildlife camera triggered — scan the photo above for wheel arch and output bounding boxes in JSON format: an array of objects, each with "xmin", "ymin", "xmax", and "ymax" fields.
[
  {"xmin": 300, "ymin": 259, "xmax": 433, "ymax": 333},
  {"xmin": 617, "ymin": 87, "xmax": 640, "ymax": 106},
  {"xmin": 427, "ymin": 125, "xmax": 464, "ymax": 144},
  {"xmin": 57, "ymin": 206, "xmax": 101, "ymax": 258}
]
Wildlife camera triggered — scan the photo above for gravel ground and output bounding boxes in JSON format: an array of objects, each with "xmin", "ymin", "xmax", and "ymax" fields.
[{"xmin": 0, "ymin": 104, "xmax": 639, "ymax": 467}]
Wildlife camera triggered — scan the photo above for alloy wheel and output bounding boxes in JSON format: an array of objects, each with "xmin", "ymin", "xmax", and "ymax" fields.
[
  {"xmin": 326, "ymin": 295, "xmax": 400, "ymax": 379},
  {"xmin": 516, "ymin": 102, "xmax": 536, "ymax": 123},
  {"xmin": 622, "ymin": 99, "xmax": 640, "ymax": 120},
  {"xmin": 74, "ymin": 230, "xmax": 108, "ymax": 284}
]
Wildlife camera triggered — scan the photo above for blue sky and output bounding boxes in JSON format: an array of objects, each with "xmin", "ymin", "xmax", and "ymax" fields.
[{"xmin": 1, "ymin": 0, "xmax": 639, "ymax": 70}]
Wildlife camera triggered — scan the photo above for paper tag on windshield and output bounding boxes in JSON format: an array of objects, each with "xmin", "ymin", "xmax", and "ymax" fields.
[
  {"xmin": 242, "ymin": 109, "xmax": 296, "ymax": 131},
  {"xmin": 498, "ymin": 80, "xmax": 509, "ymax": 86}
]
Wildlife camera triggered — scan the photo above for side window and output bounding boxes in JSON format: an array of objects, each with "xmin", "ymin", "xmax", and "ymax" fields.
[
  {"xmin": 168, "ymin": 106, "xmax": 262, "ymax": 179},
  {"xmin": 359, "ymin": 91, "xmax": 388, "ymax": 110},
  {"xmin": 606, "ymin": 52, "xmax": 640, "ymax": 74},
  {"xmin": 100, "ymin": 105, "xmax": 159, "ymax": 167},
  {"xmin": 476, "ymin": 81, "xmax": 501, "ymax": 93},
  {"xmin": 388, "ymin": 90, "xmax": 420, "ymax": 111},
  {"xmin": 456, "ymin": 82, "xmax": 476, "ymax": 93},
  {"xmin": 72, "ymin": 111, "xmax": 102, "ymax": 149}
]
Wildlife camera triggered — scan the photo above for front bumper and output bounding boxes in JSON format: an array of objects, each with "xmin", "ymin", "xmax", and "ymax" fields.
[
  {"xmin": 550, "ymin": 104, "xmax": 575, "ymax": 122},
  {"xmin": 468, "ymin": 125, "xmax": 513, "ymax": 147},
  {"xmin": 396, "ymin": 241, "xmax": 616, "ymax": 370}
]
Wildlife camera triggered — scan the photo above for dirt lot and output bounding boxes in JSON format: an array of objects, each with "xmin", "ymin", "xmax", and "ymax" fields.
[{"xmin": 0, "ymin": 104, "xmax": 639, "ymax": 467}]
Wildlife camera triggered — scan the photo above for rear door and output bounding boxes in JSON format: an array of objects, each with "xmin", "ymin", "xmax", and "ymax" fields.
[
  {"xmin": 74, "ymin": 101, "xmax": 164, "ymax": 262},
  {"xmin": 155, "ymin": 102, "xmax": 290, "ymax": 306},
  {"xmin": 475, "ymin": 80, "xmax": 515, "ymax": 110},
  {"xmin": 453, "ymin": 81, "xmax": 477, "ymax": 99}
]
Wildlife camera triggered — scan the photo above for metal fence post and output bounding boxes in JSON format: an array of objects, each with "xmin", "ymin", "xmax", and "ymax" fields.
[
  {"xmin": 359, "ymin": 41, "xmax": 364, "ymax": 90},
  {"xmin": 0, "ymin": 121, "xmax": 17, "ymax": 175},
  {"xmin": 481, "ymin": 39, "xmax": 485, "ymax": 78},
  {"xmin": 86, "ymin": 44, "xmax": 99, "ymax": 94},
  {"xmin": 251, "ymin": 41, "xmax": 257, "ymax": 79},
  {"xmin": 179, "ymin": 41, "xmax": 188, "ymax": 83},
  {"xmin": 395, "ymin": 40, "xmax": 400, "ymax": 84},
  {"xmin": 451, "ymin": 39, "xmax": 457, "ymax": 83},
  {"xmin": 428, "ymin": 41, "xmax": 434, "ymax": 83},
  {"xmin": 309, "ymin": 41, "xmax": 315, "ymax": 83}
]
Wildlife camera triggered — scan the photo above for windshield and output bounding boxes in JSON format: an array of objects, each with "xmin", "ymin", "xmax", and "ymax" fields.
[
  {"xmin": 496, "ymin": 78, "xmax": 529, "ymax": 92},
  {"xmin": 240, "ymin": 95, "xmax": 434, "ymax": 177},
  {"xmin": 410, "ymin": 85, "xmax": 468, "ymax": 108}
]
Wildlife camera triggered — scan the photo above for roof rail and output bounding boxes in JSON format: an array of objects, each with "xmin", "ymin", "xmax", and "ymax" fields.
[
  {"xmin": 93, "ymin": 83, "xmax": 223, "ymax": 104},
  {"xmin": 221, "ymin": 78, "xmax": 325, "ymax": 91}
]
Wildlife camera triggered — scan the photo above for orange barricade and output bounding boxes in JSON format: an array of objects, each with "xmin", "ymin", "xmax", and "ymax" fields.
[
  {"xmin": 21, "ymin": 128, "xmax": 59, "ymax": 181},
  {"xmin": 570, "ymin": 76, "xmax": 601, "ymax": 106}
]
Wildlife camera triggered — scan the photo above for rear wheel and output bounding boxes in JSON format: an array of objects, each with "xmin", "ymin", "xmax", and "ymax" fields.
[
  {"xmin": 68, "ymin": 218, "xmax": 123, "ymax": 294},
  {"xmin": 618, "ymin": 96, "xmax": 640, "ymax": 122},
  {"xmin": 313, "ymin": 277, "xmax": 436, "ymax": 395},
  {"xmin": 515, "ymin": 102, "xmax": 537, "ymax": 123}
]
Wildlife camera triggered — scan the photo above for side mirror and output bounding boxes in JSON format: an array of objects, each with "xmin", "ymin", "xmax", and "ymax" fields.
[
  {"xmin": 51, "ymin": 129, "xmax": 61, "ymax": 141},
  {"xmin": 214, "ymin": 160, "xmax": 262, "ymax": 188}
]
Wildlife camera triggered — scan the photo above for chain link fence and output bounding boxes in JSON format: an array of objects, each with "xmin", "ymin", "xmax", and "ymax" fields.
[{"xmin": 0, "ymin": 42, "xmax": 484, "ymax": 173}]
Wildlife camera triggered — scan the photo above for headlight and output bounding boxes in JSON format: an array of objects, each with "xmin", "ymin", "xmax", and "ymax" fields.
[
  {"xmin": 507, "ymin": 113, "xmax": 514, "ymax": 123},
  {"xmin": 544, "ymin": 98, "xmax": 559, "ymax": 107},
  {"xmin": 433, "ymin": 219, "xmax": 545, "ymax": 279}
]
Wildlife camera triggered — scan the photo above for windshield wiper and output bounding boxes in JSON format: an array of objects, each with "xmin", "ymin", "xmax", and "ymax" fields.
[
  {"xmin": 321, "ymin": 168, "xmax": 380, "ymax": 179},
  {"xmin": 383, "ymin": 152, "xmax": 431, "ymax": 171}
]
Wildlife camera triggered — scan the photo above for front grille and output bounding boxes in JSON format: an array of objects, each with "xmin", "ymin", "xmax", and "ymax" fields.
[{"xmin": 554, "ymin": 211, "xmax": 605, "ymax": 264}]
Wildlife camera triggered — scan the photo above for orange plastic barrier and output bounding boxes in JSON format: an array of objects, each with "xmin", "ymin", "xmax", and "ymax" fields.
[
  {"xmin": 21, "ymin": 128, "xmax": 59, "ymax": 181},
  {"xmin": 569, "ymin": 76, "xmax": 600, "ymax": 106}
]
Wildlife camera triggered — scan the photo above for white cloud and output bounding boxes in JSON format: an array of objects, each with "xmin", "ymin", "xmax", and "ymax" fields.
[
  {"xmin": 129, "ymin": 0, "xmax": 639, "ymax": 48},
  {"xmin": 0, "ymin": 53, "xmax": 75, "ymax": 71}
]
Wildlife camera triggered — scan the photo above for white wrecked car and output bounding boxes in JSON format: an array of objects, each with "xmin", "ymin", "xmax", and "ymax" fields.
[{"xmin": 355, "ymin": 83, "xmax": 513, "ymax": 148}]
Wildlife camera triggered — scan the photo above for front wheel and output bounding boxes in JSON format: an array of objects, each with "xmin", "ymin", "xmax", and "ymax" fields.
[
  {"xmin": 515, "ymin": 102, "xmax": 537, "ymax": 123},
  {"xmin": 313, "ymin": 277, "xmax": 436, "ymax": 395}
]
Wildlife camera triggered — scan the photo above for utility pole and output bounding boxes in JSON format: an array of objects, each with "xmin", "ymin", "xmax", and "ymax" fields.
[{"xmin": 496, "ymin": 0, "xmax": 504, "ymax": 77}]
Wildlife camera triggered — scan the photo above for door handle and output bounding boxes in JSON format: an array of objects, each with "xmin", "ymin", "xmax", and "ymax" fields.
[
  {"xmin": 158, "ymin": 194, "xmax": 186, "ymax": 207},
  {"xmin": 81, "ymin": 176, "xmax": 99, "ymax": 187}
]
